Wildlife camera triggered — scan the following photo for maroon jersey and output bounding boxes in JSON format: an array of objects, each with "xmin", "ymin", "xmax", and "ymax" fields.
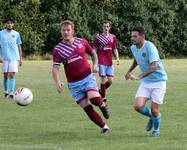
[
  {"xmin": 53, "ymin": 38, "xmax": 93, "ymax": 82},
  {"xmin": 94, "ymin": 33, "xmax": 117, "ymax": 66}
]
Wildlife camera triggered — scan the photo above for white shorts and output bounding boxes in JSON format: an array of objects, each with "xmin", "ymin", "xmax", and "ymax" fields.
[
  {"xmin": 135, "ymin": 81, "xmax": 166, "ymax": 104},
  {"xmin": 2, "ymin": 60, "xmax": 18, "ymax": 73}
]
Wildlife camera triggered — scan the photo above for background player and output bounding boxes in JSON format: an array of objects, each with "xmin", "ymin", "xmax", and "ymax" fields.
[
  {"xmin": 0, "ymin": 17, "xmax": 22, "ymax": 99},
  {"xmin": 94, "ymin": 20, "xmax": 119, "ymax": 101}
]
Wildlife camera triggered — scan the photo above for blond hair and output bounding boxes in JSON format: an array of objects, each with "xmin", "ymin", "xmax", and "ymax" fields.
[{"xmin": 60, "ymin": 20, "xmax": 75, "ymax": 29}]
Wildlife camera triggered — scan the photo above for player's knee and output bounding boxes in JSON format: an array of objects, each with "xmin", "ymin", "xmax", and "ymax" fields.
[
  {"xmin": 134, "ymin": 104, "xmax": 142, "ymax": 112},
  {"xmin": 151, "ymin": 109, "xmax": 160, "ymax": 117}
]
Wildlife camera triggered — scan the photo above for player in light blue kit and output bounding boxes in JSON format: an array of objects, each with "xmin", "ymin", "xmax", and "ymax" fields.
[
  {"xmin": 125, "ymin": 27, "xmax": 167, "ymax": 137},
  {"xmin": 0, "ymin": 17, "xmax": 22, "ymax": 99}
]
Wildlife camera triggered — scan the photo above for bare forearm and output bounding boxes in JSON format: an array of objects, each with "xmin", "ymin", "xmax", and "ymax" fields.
[
  {"xmin": 18, "ymin": 45, "xmax": 22, "ymax": 59},
  {"xmin": 127, "ymin": 59, "xmax": 137, "ymax": 73},
  {"xmin": 114, "ymin": 48, "xmax": 119, "ymax": 60},
  {"xmin": 52, "ymin": 65, "xmax": 61, "ymax": 84},
  {"xmin": 91, "ymin": 50, "xmax": 98, "ymax": 66},
  {"xmin": 139, "ymin": 62, "xmax": 157, "ymax": 79}
]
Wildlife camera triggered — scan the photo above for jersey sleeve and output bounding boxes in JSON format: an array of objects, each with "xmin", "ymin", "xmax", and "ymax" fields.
[
  {"xmin": 93, "ymin": 37, "xmax": 99, "ymax": 49},
  {"xmin": 52, "ymin": 49, "xmax": 62, "ymax": 65},
  {"xmin": 84, "ymin": 39, "xmax": 93, "ymax": 54},
  {"xmin": 16, "ymin": 32, "xmax": 22, "ymax": 45},
  {"xmin": 147, "ymin": 43, "xmax": 159, "ymax": 63},
  {"xmin": 112, "ymin": 36, "xmax": 118, "ymax": 50}
]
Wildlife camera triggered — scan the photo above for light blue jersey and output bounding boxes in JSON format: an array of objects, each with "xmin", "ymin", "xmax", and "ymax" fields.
[
  {"xmin": 131, "ymin": 40, "xmax": 167, "ymax": 83},
  {"xmin": 0, "ymin": 29, "xmax": 22, "ymax": 60}
]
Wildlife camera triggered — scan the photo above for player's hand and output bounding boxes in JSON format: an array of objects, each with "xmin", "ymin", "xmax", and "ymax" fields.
[
  {"xmin": 55, "ymin": 81, "xmax": 64, "ymax": 93},
  {"xmin": 129, "ymin": 74, "xmax": 141, "ymax": 80},
  {"xmin": 116, "ymin": 59, "xmax": 120, "ymax": 65},
  {"xmin": 125, "ymin": 72, "xmax": 131, "ymax": 80},
  {"xmin": 19, "ymin": 59, "xmax": 23, "ymax": 66},
  {"xmin": 0, "ymin": 59, "xmax": 3, "ymax": 63},
  {"xmin": 92, "ymin": 64, "xmax": 99, "ymax": 73}
]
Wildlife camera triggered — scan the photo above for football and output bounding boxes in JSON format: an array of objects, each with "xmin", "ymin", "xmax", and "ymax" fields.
[{"xmin": 14, "ymin": 87, "xmax": 33, "ymax": 106}]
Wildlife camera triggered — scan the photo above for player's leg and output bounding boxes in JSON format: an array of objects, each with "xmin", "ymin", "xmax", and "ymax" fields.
[
  {"xmin": 151, "ymin": 102, "xmax": 161, "ymax": 137},
  {"xmin": 3, "ymin": 72, "xmax": 9, "ymax": 98},
  {"xmin": 2, "ymin": 61, "xmax": 9, "ymax": 98},
  {"xmin": 84, "ymin": 74, "xmax": 109, "ymax": 119},
  {"xmin": 8, "ymin": 61, "xmax": 18, "ymax": 99},
  {"xmin": 150, "ymin": 81, "xmax": 166, "ymax": 137},
  {"xmin": 8, "ymin": 72, "xmax": 16, "ymax": 99},
  {"xmin": 98, "ymin": 65, "xmax": 107, "ymax": 98},
  {"xmin": 78, "ymin": 98, "xmax": 110, "ymax": 133},
  {"xmin": 134, "ymin": 82, "xmax": 152, "ymax": 117},
  {"xmin": 105, "ymin": 65, "xmax": 114, "ymax": 89},
  {"xmin": 88, "ymin": 91, "xmax": 109, "ymax": 119}
]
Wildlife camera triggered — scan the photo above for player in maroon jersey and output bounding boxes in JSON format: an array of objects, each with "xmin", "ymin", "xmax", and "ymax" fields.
[
  {"xmin": 52, "ymin": 20, "xmax": 110, "ymax": 133},
  {"xmin": 94, "ymin": 20, "xmax": 120, "ymax": 101}
]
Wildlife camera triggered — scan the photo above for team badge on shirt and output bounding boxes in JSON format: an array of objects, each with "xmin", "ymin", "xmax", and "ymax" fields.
[
  {"xmin": 142, "ymin": 52, "xmax": 146, "ymax": 58},
  {"xmin": 12, "ymin": 35, "xmax": 15, "ymax": 38}
]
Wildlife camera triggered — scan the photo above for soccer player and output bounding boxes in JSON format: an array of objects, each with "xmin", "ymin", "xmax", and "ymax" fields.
[
  {"xmin": 125, "ymin": 27, "xmax": 167, "ymax": 137},
  {"xmin": 94, "ymin": 20, "xmax": 120, "ymax": 101},
  {"xmin": 0, "ymin": 17, "xmax": 23, "ymax": 99},
  {"xmin": 52, "ymin": 20, "xmax": 110, "ymax": 133}
]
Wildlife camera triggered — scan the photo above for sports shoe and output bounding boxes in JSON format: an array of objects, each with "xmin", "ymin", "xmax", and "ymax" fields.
[
  {"xmin": 101, "ymin": 124, "xmax": 111, "ymax": 134},
  {"xmin": 152, "ymin": 130, "xmax": 160, "ymax": 137},
  {"xmin": 103, "ymin": 98, "xmax": 107, "ymax": 102},
  {"xmin": 146, "ymin": 118, "xmax": 153, "ymax": 131},
  {"xmin": 99, "ymin": 103, "xmax": 110, "ymax": 119},
  {"xmin": 4, "ymin": 93, "xmax": 9, "ymax": 98},
  {"xmin": 9, "ymin": 95, "xmax": 14, "ymax": 99}
]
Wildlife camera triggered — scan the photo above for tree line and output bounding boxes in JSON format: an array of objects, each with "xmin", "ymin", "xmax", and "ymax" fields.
[{"xmin": 0, "ymin": 0, "xmax": 187, "ymax": 58}]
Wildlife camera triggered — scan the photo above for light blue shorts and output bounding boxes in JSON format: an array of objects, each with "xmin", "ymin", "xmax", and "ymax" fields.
[
  {"xmin": 68, "ymin": 74, "xmax": 98, "ymax": 103},
  {"xmin": 99, "ymin": 64, "xmax": 114, "ymax": 77}
]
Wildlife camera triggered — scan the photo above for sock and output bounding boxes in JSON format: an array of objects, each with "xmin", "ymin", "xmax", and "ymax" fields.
[
  {"xmin": 100, "ymin": 84, "xmax": 106, "ymax": 98},
  {"xmin": 84, "ymin": 105, "xmax": 105, "ymax": 128},
  {"xmin": 105, "ymin": 81, "xmax": 112, "ymax": 89},
  {"xmin": 152, "ymin": 113, "xmax": 161, "ymax": 131},
  {"xmin": 90, "ymin": 97, "xmax": 103, "ymax": 107},
  {"xmin": 3, "ymin": 77, "xmax": 9, "ymax": 93},
  {"xmin": 139, "ymin": 105, "xmax": 152, "ymax": 117},
  {"xmin": 9, "ymin": 78, "xmax": 15, "ymax": 95}
]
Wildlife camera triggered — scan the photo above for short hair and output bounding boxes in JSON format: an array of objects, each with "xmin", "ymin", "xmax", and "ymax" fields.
[
  {"xmin": 4, "ymin": 17, "xmax": 14, "ymax": 23},
  {"xmin": 103, "ymin": 20, "xmax": 112, "ymax": 26},
  {"xmin": 60, "ymin": 20, "xmax": 75, "ymax": 29},
  {"xmin": 132, "ymin": 26, "xmax": 145, "ymax": 35}
]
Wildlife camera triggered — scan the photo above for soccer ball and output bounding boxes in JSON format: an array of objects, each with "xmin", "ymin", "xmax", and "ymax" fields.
[{"xmin": 14, "ymin": 87, "xmax": 33, "ymax": 106}]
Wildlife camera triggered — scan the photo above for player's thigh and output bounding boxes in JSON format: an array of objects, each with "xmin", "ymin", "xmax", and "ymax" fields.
[
  {"xmin": 8, "ymin": 61, "xmax": 18, "ymax": 73},
  {"xmin": 87, "ymin": 91, "xmax": 100, "ymax": 100},
  {"xmin": 134, "ymin": 97, "xmax": 148, "ymax": 109},
  {"xmin": 151, "ymin": 81, "xmax": 166, "ymax": 105},
  {"xmin": 134, "ymin": 83, "xmax": 151, "ymax": 108},
  {"xmin": 99, "ymin": 64, "xmax": 107, "ymax": 77},
  {"xmin": 106, "ymin": 66, "xmax": 114, "ymax": 78},
  {"xmin": 78, "ymin": 98, "xmax": 91, "ymax": 108},
  {"xmin": 68, "ymin": 83, "xmax": 86, "ymax": 103},
  {"xmin": 151, "ymin": 102, "xmax": 160, "ymax": 117}
]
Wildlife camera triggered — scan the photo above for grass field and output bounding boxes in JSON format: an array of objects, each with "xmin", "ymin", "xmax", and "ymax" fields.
[{"xmin": 0, "ymin": 59, "xmax": 187, "ymax": 150}]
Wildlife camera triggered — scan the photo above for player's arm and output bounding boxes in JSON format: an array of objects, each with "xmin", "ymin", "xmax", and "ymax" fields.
[
  {"xmin": 113, "ymin": 48, "xmax": 120, "ymax": 65},
  {"xmin": 52, "ymin": 64, "xmax": 63, "ymax": 93},
  {"xmin": 138, "ymin": 61, "xmax": 157, "ymax": 79},
  {"xmin": 125, "ymin": 59, "xmax": 138, "ymax": 80},
  {"xmin": 90, "ymin": 49, "xmax": 99, "ymax": 73},
  {"xmin": 18, "ymin": 45, "xmax": 23, "ymax": 66}
]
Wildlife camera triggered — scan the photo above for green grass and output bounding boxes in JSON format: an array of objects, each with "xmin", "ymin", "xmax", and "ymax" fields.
[{"xmin": 0, "ymin": 59, "xmax": 186, "ymax": 150}]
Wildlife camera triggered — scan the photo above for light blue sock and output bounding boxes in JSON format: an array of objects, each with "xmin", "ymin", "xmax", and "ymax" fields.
[
  {"xmin": 152, "ymin": 113, "xmax": 161, "ymax": 131},
  {"xmin": 9, "ymin": 78, "xmax": 15, "ymax": 95},
  {"xmin": 139, "ymin": 105, "xmax": 152, "ymax": 117},
  {"xmin": 3, "ymin": 77, "xmax": 9, "ymax": 93}
]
